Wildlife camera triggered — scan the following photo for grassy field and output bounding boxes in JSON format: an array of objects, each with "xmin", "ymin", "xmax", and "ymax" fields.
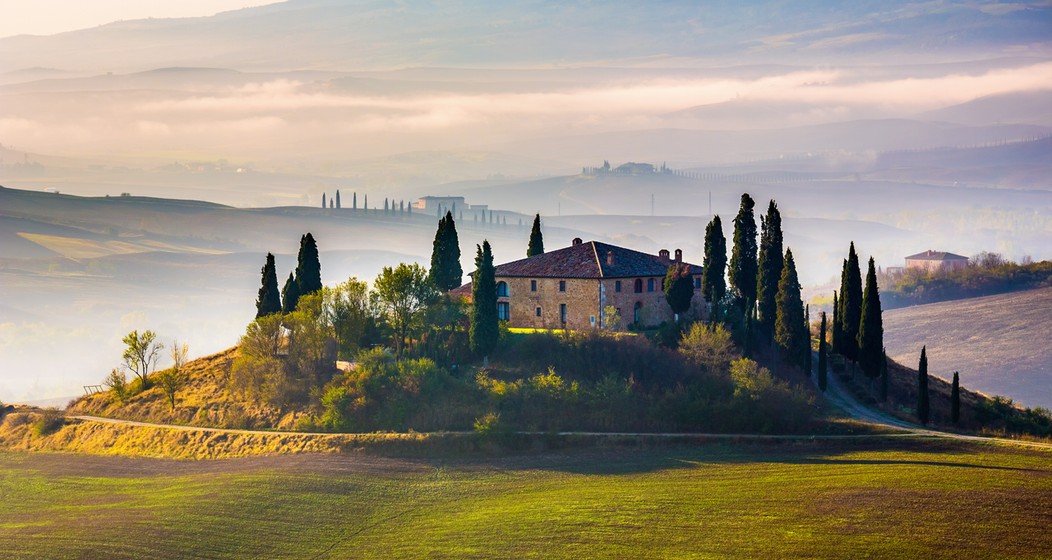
[{"xmin": 3, "ymin": 440, "xmax": 1050, "ymax": 559}]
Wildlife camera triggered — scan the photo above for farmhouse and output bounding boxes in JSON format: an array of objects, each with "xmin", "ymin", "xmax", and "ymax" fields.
[
  {"xmin": 457, "ymin": 238, "xmax": 704, "ymax": 330},
  {"xmin": 905, "ymin": 250, "xmax": 969, "ymax": 273}
]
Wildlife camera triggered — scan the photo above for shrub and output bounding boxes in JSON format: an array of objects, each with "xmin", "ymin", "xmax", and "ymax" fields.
[
  {"xmin": 104, "ymin": 368, "xmax": 129, "ymax": 402},
  {"xmin": 679, "ymin": 322, "xmax": 737, "ymax": 374},
  {"xmin": 31, "ymin": 408, "xmax": 65, "ymax": 437},
  {"xmin": 473, "ymin": 412, "xmax": 504, "ymax": 434}
]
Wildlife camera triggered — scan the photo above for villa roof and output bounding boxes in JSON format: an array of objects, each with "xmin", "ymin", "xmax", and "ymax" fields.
[
  {"xmin": 905, "ymin": 250, "xmax": 969, "ymax": 261},
  {"xmin": 491, "ymin": 240, "xmax": 702, "ymax": 279}
]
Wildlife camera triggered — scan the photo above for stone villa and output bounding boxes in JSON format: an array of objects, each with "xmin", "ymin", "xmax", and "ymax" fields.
[
  {"xmin": 904, "ymin": 250, "xmax": 970, "ymax": 273},
  {"xmin": 455, "ymin": 238, "xmax": 704, "ymax": 330}
]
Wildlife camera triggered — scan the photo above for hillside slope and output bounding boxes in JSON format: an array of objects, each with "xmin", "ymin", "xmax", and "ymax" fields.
[{"xmin": 883, "ymin": 286, "xmax": 1052, "ymax": 409}]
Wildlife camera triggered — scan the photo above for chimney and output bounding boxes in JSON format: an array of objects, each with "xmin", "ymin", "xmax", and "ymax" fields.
[
  {"xmin": 606, "ymin": 251, "xmax": 614, "ymax": 266},
  {"xmin": 659, "ymin": 249, "xmax": 670, "ymax": 261},
  {"xmin": 572, "ymin": 237, "xmax": 583, "ymax": 246},
  {"xmin": 674, "ymin": 249, "xmax": 682, "ymax": 263}
]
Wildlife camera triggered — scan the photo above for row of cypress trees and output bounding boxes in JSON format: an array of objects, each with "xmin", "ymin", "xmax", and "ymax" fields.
[
  {"xmin": 254, "ymin": 233, "xmax": 322, "ymax": 318},
  {"xmin": 701, "ymin": 194, "xmax": 811, "ymax": 372},
  {"xmin": 830, "ymin": 242, "xmax": 885, "ymax": 380}
]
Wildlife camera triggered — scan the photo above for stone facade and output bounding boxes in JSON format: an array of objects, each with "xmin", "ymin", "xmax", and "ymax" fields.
[
  {"xmin": 905, "ymin": 250, "xmax": 969, "ymax": 274},
  {"xmin": 486, "ymin": 239, "xmax": 705, "ymax": 330}
]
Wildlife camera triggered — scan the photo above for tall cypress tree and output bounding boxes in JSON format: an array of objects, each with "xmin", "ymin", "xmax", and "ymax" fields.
[
  {"xmin": 430, "ymin": 211, "xmax": 462, "ymax": 291},
  {"xmin": 281, "ymin": 272, "xmax": 299, "ymax": 314},
  {"xmin": 470, "ymin": 241, "xmax": 499, "ymax": 359},
  {"xmin": 951, "ymin": 371, "xmax": 960, "ymax": 425},
  {"xmin": 857, "ymin": 256, "xmax": 884, "ymax": 378},
  {"xmin": 839, "ymin": 244, "xmax": 863, "ymax": 362},
  {"xmin": 818, "ymin": 311, "xmax": 828, "ymax": 392},
  {"xmin": 729, "ymin": 193, "xmax": 758, "ymax": 315},
  {"xmin": 831, "ymin": 291, "xmax": 840, "ymax": 355},
  {"xmin": 353, "ymin": 192, "xmax": 357, "ymax": 210},
  {"xmin": 364, "ymin": 194, "xmax": 368, "ymax": 212},
  {"xmin": 702, "ymin": 215, "xmax": 727, "ymax": 318},
  {"xmin": 775, "ymin": 248, "xmax": 806, "ymax": 371},
  {"xmin": 295, "ymin": 233, "xmax": 322, "ymax": 296},
  {"xmin": 335, "ymin": 190, "xmax": 341, "ymax": 209},
  {"xmin": 756, "ymin": 200, "xmax": 783, "ymax": 337},
  {"xmin": 835, "ymin": 261, "xmax": 847, "ymax": 354},
  {"xmin": 880, "ymin": 348, "xmax": 889, "ymax": 402},
  {"xmin": 255, "ymin": 252, "xmax": 282, "ymax": 318},
  {"xmin": 804, "ymin": 304, "xmax": 812, "ymax": 375},
  {"xmin": 917, "ymin": 346, "xmax": 930, "ymax": 425},
  {"xmin": 321, "ymin": 192, "xmax": 326, "ymax": 209},
  {"xmin": 527, "ymin": 213, "xmax": 544, "ymax": 257}
]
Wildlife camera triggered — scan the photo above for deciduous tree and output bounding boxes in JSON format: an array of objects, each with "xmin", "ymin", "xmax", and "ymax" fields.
[
  {"xmin": 664, "ymin": 262, "xmax": 694, "ymax": 320},
  {"xmin": 373, "ymin": 263, "xmax": 438, "ymax": 356},
  {"xmin": 157, "ymin": 341, "xmax": 188, "ymax": 409},
  {"xmin": 122, "ymin": 330, "xmax": 163, "ymax": 389}
]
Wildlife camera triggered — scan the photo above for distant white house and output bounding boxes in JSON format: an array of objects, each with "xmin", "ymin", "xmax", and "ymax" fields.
[{"xmin": 905, "ymin": 250, "xmax": 969, "ymax": 273}]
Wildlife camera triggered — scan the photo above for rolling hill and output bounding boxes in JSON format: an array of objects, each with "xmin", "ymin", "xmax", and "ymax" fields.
[{"xmin": 883, "ymin": 286, "xmax": 1052, "ymax": 409}]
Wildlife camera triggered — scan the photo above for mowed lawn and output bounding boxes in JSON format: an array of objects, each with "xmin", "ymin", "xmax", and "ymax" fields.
[{"xmin": 2, "ymin": 441, "xmax": 1050, "ymax": 559}]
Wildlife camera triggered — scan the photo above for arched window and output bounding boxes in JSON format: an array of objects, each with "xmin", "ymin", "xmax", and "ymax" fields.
[
  {"xmin": 647, "ymin": 278, "xmax": 655, "ymax": 292},
  {"xmin": 496, "ymin": 281, "xmax": 509, "ymax": 297},
  {"xmin": 634, "ymin": 301, "xmax": 643, "ymax": 323},
  {"xmin": 634, "ymin": 279, "xmax": 643, "ymax": 293}
]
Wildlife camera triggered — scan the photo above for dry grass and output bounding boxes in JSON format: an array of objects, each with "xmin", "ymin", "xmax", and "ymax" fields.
[{"xmin": 68, "ymin": 347, "xmax": 305, "ymax": 431}]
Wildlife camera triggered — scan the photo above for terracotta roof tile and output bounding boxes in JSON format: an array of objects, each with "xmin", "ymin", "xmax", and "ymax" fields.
[
  {"xmin": 491, "ymin": 241, "xmax": 701, "ymax": 279},
  {"xmin": 905, "ymin": 250, "xmax": 969, "ymax": 261}
]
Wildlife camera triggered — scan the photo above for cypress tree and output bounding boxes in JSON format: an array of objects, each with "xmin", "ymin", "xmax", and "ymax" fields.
[
  {"xmin": 527, "ymin": 213, "xmax": 544, "ymax": 257},
  {"xmin": 840, "ymin": 243, "xmax": 863, "ymax": 361},
  {"xmin": 775, "ymin": 248, "xmax": 806, "ymax": 371},
  {"xmin": 756, "ymin": 200, "xmax": 783, "ymax": 337},
  {"xmin": 804, "ymin": 304, "xmax": 812, "ymax": 375},
  {"xmin": 831, "ymin": 291, "xmax": 840, "ymax": 355},
  {"xmin": 408, "ymin": 202, "xmax": 412, "ymax": 215},
  {"xmin": 728, "ymin": 193, "xmax": 758, "ymax": 315},
  {"xmin": 702, "ymin": 215, "xmax": 727, "ymax": 312},
  {"xmin": 880, "ymin": 348, "xmax": 889, "ymax": 402},
  {"xmin": 384, "ymin": 198, "xmax": 389, "ymax": 214},
  {"xmin": 857, "ymin": 256, "xmax": 884, "ymax": 378},
  {"xmin": 281, "ymin": 272, "xmax": 299, "ymax": 314},
  {"xmin": 295, "ymin": 233, "xmax": 322, "ymax": 296},
  {"xmin": 353, "ymin": 192, "xmax": 357, "ymax": 210},
  {"xmin": 321, "ymin": 193, "xmax": 326, "ymax": 209},
  {"xmin": 834, "ymin": 262, "xmax": 846, "ymax": 354},
  {"xmin": 329, "ymin": 199, "xmax": 334, "ymax": 209},
  {"xmin": 818, "ymin": 311, "xmax": 828, "ymax": 392},
  {"xmin": 430, "ymin": 211, "xmax": 462, "ymax": 291},
  {"xmin": 470, "ymin": 241, "xmax": 499, "ymax": 359},
  {"xmin": 255, "ymin": 252, "xmax": 282, "ymax": 318},
  {"xmin": 917, "ymin": 346, "xmax": 930, "ymax": 425},
  {"xmin": 951, "ymin": 371, "xmax": 960, "ymax": 424},
  {"xmin": 335, "ymin": 190, "xmax": 341, "ymax": 209},
  {"xmin": 364, "ymin": 194, "xmax": 368, "ymax": 212}
]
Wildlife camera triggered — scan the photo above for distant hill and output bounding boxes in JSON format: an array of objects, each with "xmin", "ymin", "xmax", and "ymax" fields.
[
  {"xmin": 3, "ymin": 1, "xmax": 1048, "ymax": 73},
  {"xmin": 884, "ymin": 286, "xmax": 1052, "ymax": 410},
  {"xmin": 916, "ymin": 90, "xmax": 1052, "ymax": 127}
]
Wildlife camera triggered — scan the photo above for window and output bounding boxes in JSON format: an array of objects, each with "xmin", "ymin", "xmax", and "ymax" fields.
[
  {"xmin": 615, "ymin": 280, "xmax": 622, "ymax": 292},
  {"xmin": 531, "ymin": 279, "xmax": 537, "ymax": 292},
  {"xmin": 496, "ymin": 281, "xmax": 509, "ymax": 297},
  {"xmin": 695, "ymin": 277, "xmax": 701, "ymax": 290},
  {"xmin": 589, "ymin": 315, "xmax": 596, "ymax": 326},
  {"xmin": 647, "ymin": 278, "xmax": 655, "ymax": 292},
  {"xmin": 536, "ymin": 306, "xmax": 542, "ymax": 317},
  {"xmin": 633, "ymin": 301, "xmax": 642, "ymax": 323},
  {"xmin": 559, "ymin": 280, "xmax": 566, "ymax": 292},
  {"xmin": 634, "ymin": 279, "xmax": 643, "ymax": 293},
  {"xmin": 497, "ymin": 302, "xmax": 510, "ymax": 321},
  {"xmin": 560, "ymin": 303, "xmax": 567, "ymax": 323}
]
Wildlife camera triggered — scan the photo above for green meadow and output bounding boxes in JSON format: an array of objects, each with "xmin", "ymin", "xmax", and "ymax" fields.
[{"xmin": 2, "ymin": 440, "xmax": 1050, "ymax": 559}]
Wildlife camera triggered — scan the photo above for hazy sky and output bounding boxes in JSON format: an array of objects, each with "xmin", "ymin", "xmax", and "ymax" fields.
[{"xmin": 0, "ymin": 0, "xmax": 272, "ymax": 39}]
